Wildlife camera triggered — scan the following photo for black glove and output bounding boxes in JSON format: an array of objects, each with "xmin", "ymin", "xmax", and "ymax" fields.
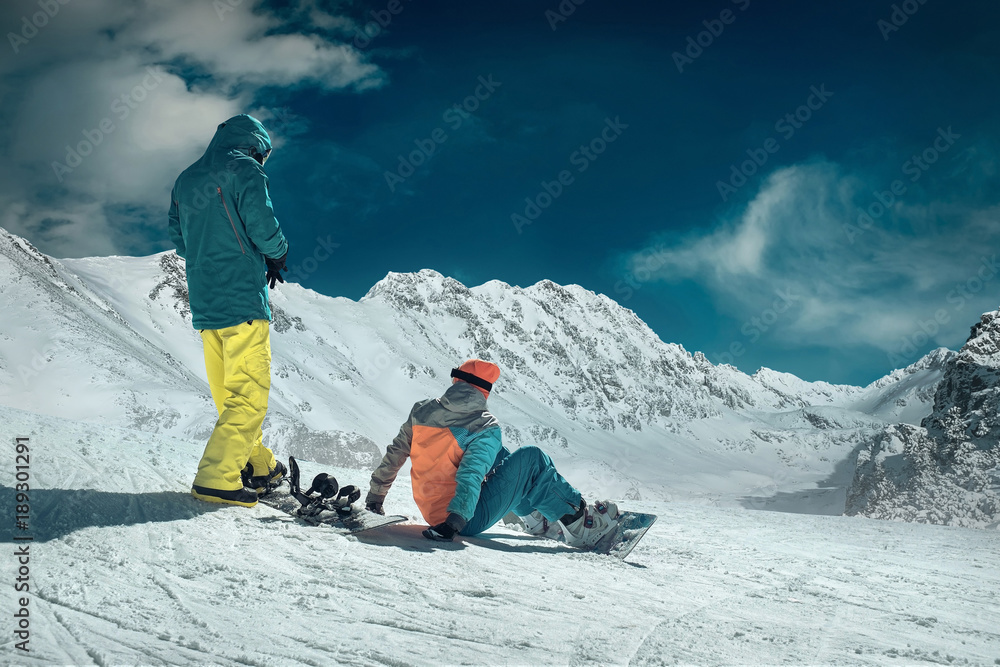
[
  {"xmin": 266, "ymin": 251, "xmax": 288, "ymax": 289},
  {"xmin": 422, "ymin": 513, "xmax": 467, "ymax": 542},
  {"xmin": 365, "ymin": 492, "xmax": 385, "ymax": 515}
]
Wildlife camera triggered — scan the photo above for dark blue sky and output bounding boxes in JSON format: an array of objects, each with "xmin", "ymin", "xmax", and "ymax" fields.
[
  {"xmin": 4, "ymin": 0, "xmax": 999, "ymax": 385},
  {"xmin": 258, "ymin": 0, "xmax": 1000, "ymax": 385}
]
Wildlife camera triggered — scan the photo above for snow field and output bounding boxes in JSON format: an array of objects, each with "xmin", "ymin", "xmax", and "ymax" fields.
[{"xmin": 2, "ymin": 406, "xmax": 999, "ymax": 666}]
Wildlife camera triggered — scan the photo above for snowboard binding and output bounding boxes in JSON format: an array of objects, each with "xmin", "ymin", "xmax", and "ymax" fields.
[
  {"xmin": 288, "ymin": 456, "xmax": 361, "ymax": 517},
  {"xmin": 241, "ymin": 462, "xmax": 287, "ymax": 498}
]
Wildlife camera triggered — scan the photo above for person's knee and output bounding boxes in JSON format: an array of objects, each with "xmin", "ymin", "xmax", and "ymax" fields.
[{"xmin": 518, "ymin": 445, "xmax": 551, "ymax": 469}]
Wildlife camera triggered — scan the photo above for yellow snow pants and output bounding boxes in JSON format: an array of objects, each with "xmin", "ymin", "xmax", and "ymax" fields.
[{"xmin": 193, "ymin": 319, "xmax": 277, "ymax": 491}]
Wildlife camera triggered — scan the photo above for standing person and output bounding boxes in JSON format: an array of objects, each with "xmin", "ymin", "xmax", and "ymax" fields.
[
  {"xmin": 365, "ymin": 359, "xmax": 622, "ymax": 548},
  {"xmin": 168, "ymin": 114, "xmax": 290, "ymax": 507}
]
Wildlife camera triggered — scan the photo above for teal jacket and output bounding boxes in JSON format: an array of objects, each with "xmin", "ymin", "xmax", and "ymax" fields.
[{"xmin": 168, "ymin": 114, "xmax": 288, "ymax": 330}]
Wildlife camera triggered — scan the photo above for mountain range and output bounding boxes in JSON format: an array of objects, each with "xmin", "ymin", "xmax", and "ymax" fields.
[{"xmin": 2, "ymin": 225, "xmax": 987, "ymax": 520}]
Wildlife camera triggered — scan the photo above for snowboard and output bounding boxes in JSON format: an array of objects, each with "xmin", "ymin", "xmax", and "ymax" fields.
[
  {"xmin": 257, "ymin": 487, "xmax": 407, "ymax": 533},
  {"xmin": 256, "ymin": 457, "xmax": 407, "ymax": 534},
  {"xmin": 503, "ymin": 510, "xmax": 657, "ymax": 560},
  {"xmin": 591, "ymin": 511, "xmax": 657, "ymax": 560}
]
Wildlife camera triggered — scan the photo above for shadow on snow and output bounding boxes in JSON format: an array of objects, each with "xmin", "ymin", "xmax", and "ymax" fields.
[
  {"xmin": 0, "ymin": 485, "xmax": 223, "ymax": 543},
  {"xmin": 737, "ymin": 443, "xmax": 866, "ymax": 516},
  {"xmin": 355, "ymin": 523, "xmax": 580, "ymax": 555}
]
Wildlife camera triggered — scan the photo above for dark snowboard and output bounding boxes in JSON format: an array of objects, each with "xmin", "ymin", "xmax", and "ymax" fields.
[
  {"xmin": 256, "ymin": 456, "xmax": 407, "ymax": 534},
  {"xmin": 257, "ymin": 487, "xmax": 407, "ymax": 533}
]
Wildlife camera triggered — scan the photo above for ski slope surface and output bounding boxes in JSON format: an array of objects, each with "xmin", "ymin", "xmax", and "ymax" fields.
[
  {"xmin": 2, "ymin": 407, "xmax": 999, "ymax": 666},
  {"xmin": 2, "ymin": 226, "xmax": 998, "ymax": 665}
]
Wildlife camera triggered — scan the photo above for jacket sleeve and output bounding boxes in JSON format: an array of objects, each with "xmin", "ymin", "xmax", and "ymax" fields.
[
  {"xmin": 167, "ymin": 188, "xmax": 186, "ymax": 259},
  {"xmin": 447, "ymin": 426, "xmax": 503, "ymax": 521},
  {"xmin": 236, "ymin": 163, "xmax": 288, "ymax": 260},
  {"xmin": 369, "ymin": 406, "xmax": 417, "ymax": 497}
]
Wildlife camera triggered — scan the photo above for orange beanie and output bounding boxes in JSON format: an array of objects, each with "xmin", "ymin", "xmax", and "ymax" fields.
[{"xmin": 451, "ymin": 359, "xmax": 500, "ymax": 398}]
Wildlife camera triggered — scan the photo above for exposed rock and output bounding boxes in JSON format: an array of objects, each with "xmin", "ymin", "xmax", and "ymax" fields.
[{"xmin": 847, "ymin": 312, "xmax": 1000, "ymax": 528}]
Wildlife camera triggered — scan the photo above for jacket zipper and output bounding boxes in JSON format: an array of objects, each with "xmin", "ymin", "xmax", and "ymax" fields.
[{"xmin": 218, "ymin": 187, "xmax": 245, "ymax": 255}]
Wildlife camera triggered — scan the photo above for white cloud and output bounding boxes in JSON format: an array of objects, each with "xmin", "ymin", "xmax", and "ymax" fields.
[
  {"xmin": 627, "ymin": 161, "xmax": 1000, "ymax": 356},
  {"xmin": 0, "ymin": 200, "xmax": 119, "ymax": 258},
  {"xmin": 128, "ymin": 1, "xmax": 383, "ymax": 92},
  {"xmin": 0, "ymin": 0, "xmax": 384, "ymax": 258}
]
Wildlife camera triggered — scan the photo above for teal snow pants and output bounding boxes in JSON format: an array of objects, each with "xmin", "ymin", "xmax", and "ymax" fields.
[{"xmin": 459, "ymin": 446, "xmax": 583, "ymax": 536}]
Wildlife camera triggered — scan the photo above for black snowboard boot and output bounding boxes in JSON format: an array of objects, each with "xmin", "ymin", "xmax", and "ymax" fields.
[
  {"xmin": 191, "ymin": 485, "xmax": 259, "ymax": 507},
  {"xmin": 244, "ymin": 460, "xmax": 287, "ymax": 494}
]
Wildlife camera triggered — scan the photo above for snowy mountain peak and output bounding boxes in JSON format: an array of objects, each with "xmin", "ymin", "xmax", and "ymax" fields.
[
  {"xmin": 958, "ymin": 309, "xmax": 1000, "ymax": 364},
  {"xmin": 865, "ymin": 347, "xmax": 956, "ymax": 390},
  {"xmin": 362, "ymin": 268, "xmax": 470, "ymax": 305},
  {"xmin": 750, "ymin": 366, "xmax": 860, "ymax": 401},
  {"xmin": 2, "ymin": 223, "xmax": 64, "ymax": 283},
  {"xmin": 847, "ymin": 310, "xmax": 1000, "ymax": 527},
  {"xmin": 922, "ymin": 310, "xmax": 1000, "ymax": 441},
  {"xmin": 363, "ymin": 270, "xmax": 632, "ymax": 327}
]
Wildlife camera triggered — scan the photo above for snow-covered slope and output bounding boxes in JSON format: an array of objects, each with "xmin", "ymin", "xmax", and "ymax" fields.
[
  {"xmin": 0, "ymin": 225, "xmax": 951, "ymax": 508},
  {"xmin": 4, "ymin": 226, "xmax": 997, "ymax": 664},
  {"xmin": 0, "ymin": 228, "xmax": 208, "ymax": 431},
  {"xmin": 852, "ymin": 347, "xmax": 955, "ymax": 426},
  {"xmin": 2, "ymin": 404, "xmax": 998, "ymax": 666},
  {"xmin": 847, "ymin": 312, "xmax": 1000, "ymax": 527}
]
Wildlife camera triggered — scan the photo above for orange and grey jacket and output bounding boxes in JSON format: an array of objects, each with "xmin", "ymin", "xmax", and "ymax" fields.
[{"xmin": 369, "ymin": 382, "xmax": 508, "ymax": 526}]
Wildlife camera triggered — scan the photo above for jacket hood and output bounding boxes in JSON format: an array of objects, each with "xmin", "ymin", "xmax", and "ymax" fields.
[
  {"xmin": 207, "ymin": 114, "xmax": 271, "ymax": 156},
  {"xmin": 439, "ymin": 381, "xmax": 488, "ymax": 414}
]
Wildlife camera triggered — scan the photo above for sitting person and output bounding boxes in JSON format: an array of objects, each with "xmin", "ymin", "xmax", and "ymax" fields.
[{"xmin": 364, "ymin": 359, "xmax": 621, "ymax": 548}]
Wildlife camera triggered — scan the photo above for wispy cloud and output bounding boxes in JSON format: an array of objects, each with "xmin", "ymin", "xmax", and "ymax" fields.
[
  {"xmin": 627, "ymin": 158, "xmax": 1000, "ymax": 356},
  {"xmin": 127, "ymin": 0, "xmax": 383, "ymax": 92}
]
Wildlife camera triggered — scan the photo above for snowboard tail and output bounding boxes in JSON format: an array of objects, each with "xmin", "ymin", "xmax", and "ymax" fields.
[
  {"xmin": 503, "ymin": 509, "xmax": 657, "ymax": 560},
  {"xmin": 591, "ymin": 511, "xmax": 657, "ymax": 559}
]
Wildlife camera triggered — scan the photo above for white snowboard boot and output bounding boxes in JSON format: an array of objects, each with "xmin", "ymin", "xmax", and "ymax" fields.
[
  {"xmin": 520, "ymin": 510, "xmax": 561, "ymax": 539},
  {"xmin": 557, "ymin": 500, "xmax": 621, "ymax": 549}
]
